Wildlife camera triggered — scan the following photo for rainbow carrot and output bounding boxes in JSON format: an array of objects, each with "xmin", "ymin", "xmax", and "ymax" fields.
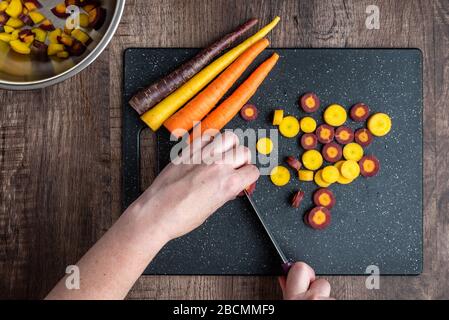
[
  {"xmin": 141, "ymin": 17, "xmax": 281, "ymax": 131},
  {"xmin": 128, "ymin": 18, "xmax": 258, "ymax": 115},
  {"xmin": 163, "ymin": 38, "xmax": 269, "ymax": 138},
  {"xmin": 196, "ymin": 53, "xmax": 279, "ymax": 137}
]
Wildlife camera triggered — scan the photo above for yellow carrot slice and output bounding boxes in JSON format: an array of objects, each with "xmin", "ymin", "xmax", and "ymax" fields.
[{"xmin": 141, "ymin": 16, "xmax": 281, "ymax": 131}]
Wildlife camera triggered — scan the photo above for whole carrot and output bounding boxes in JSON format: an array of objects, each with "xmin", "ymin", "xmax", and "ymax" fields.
[
  {"xmin": 141, "ymin": 17, "xmax": 281, "ymax": 131},
  {"xmin": 163, "ymin": 38, "xmax": 270, "ymax": 138},
  {"xmin": 129, "ymin": 18, "xmax": 258, "ymax": 115},
  {"xmin": 197, "ymin": 53, "xmax": 279, "ymax": 136}
]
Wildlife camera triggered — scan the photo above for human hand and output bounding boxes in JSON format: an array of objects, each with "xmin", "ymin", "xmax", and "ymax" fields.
[
  {"xmin": 278, "ymin": 262, "xmax": 333, "ymax": 300},
  {"xmin": 128, "ymin": 131, "xmax": 260, "ymax": 242}
]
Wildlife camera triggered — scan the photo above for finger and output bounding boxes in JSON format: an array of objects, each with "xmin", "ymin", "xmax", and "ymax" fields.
[
  {"xmin": 284, "ymin": 262, "xmax": 316, "ymax": 299},
  {"xmin": 278, "ymin": 276, "xmax": 287, "ymax": 294},
  {"xmin": 229, "ymin": 164, "xmax": 260, "ymax": 196},
  {"xmin": 219, "ymin": 145, "xmax": 251, "ymax": 169},
  {"xmin": 176, "ymin": 135, "xmax": 212, "ymax": 164},
  {"xmin": 306, "ymin": 278, "xmax": 331, "ymax": 298},
  {"xmin": 201, "ymin": 131, "xmax": 239, "ymax": 162}
]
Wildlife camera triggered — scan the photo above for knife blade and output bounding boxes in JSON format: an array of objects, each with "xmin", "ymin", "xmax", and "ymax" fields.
[{"xmin": 244, "ymin": 190, "xmax": 293, "ymax": 274}]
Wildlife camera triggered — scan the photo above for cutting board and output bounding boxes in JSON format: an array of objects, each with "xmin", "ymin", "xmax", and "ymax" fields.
[{"xmin": 123, "ymin": 48, "xmax": 423, "ymax": 275}]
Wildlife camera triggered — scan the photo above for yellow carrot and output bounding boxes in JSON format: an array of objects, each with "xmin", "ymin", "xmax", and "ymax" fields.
[{"xmin": 141, "ymin": 16, "xmax": 281, "ymax": 131}]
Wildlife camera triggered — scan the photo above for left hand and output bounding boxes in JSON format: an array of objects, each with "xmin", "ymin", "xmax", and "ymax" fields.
[
  {"xmin": 127, "ymin": 131, "xmax": 260, "ymax": 242},
  {"xmin": 278, "ymin": 262, "xmax": 334, "ymax": 300}
]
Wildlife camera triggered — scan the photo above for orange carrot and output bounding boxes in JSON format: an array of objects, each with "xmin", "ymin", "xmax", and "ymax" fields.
[
  {"xmin": 195, "ymin": 53, "xmax": 279, "ymax": 138},
  {"xmin": 163, "ymin": 38, "xmax": 270, "ymax": 138}
]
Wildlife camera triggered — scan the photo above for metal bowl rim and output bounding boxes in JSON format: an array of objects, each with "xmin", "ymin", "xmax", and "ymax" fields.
[{"xmin": 0, "ymin": 0, "xmax": 126, "ymax": 90}]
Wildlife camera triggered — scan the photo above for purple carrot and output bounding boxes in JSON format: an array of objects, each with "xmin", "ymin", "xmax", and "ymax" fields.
[{"xmin": 129, "ymin": 18, "xmax": 258, "ymax": 115}]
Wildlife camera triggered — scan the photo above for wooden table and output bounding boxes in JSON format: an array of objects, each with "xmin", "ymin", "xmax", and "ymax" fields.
[{"xmin": 0, "ymin": 0, "xmax": 447, "ymax": 299}]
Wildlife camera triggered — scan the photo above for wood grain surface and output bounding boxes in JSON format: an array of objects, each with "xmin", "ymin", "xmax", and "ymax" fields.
[{"xmin": 0, "ymin": 0, "xmax": 448, "ymax": 299}]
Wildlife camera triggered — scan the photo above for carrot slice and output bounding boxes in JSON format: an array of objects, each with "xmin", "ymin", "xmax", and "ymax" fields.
[
  {"xmin": 316, "ymin": 124, "xmax": 335, "ymax": 144},
  {"xmin": 340, "ymin": 160, "xmax": 360, "ymax": 180},
  {"xmin": 334, "ymin": 160, "xmax": 354, "ymax": 184},
  {"xmin": 302, "ymin": 150, "xmax": 323, "ymax": 171},
  {"xmin": 299, "ymin": 92, "xmax": 320, "ymax": 113},
  {"xmin": 313, "ymin": 188, "xmax": 336, "ymax": 209},
  {"xmin": 256, "ymin": 137, "xmax": 273, "ymax": 155},
  {"xmin": 322, "ymin": 142, "xmax": 342, "ymax": 163},
  {"xmin": 343, "ymin": 142, "xmax": 364, "ymax": 161},
  {"xmin": 350, "ymin": 103, "xmax": 370, "ymax": 122},
  {"xmin": 240, "ymin": 104, "xmax": 258, "ymax": 121},
  {"xmin": 368, "ymin": 113, "xmax": 392, "ymax": 136},
  {"xmin": 305, "ymin": 206, "xmax": 331, "ymax": 230},
  {"xmin": 279, "ymin": 116, "xmax": 300, "ymax": 138},
  {"xmin": 359, "ymin": 155, "xmax": 380, "ymax": 177},
  {"xmin": 321, "ymin": 165, "xmax": 340, "ymax": 183},
  {"xmin": 354, "ymin": 128, "xmax": 373, "ymax": 147},
  {"xmin": 324, "ymin": 104, "xmax": 347, "ymax": 127},
  {"xmin": 335, "ymin": 126, "xmax": 354, "ymax": 145},
  {"xmin": 300, "ymin": 133, "xmax": 318, "ymax": 150},
  {"xmin": 300, "ymin": 116, "xmax": 317, "ymax": 133},
  {"xmin": 314, "ymin": 169, "xmax": 331, "ymax": 187},
  {"xmin": 270, "ymin": 166, "xmax": 290, "ymax": 186}
]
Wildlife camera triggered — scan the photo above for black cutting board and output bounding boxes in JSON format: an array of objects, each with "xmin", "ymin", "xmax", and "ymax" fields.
[{"xmin": 123, "ymin": 48, "xmax": 423, "ymax": 275}]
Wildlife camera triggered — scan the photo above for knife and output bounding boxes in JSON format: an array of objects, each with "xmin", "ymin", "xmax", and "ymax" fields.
[{"xmin": 244, "ymin": 190, "xmax": 293, "ymax": 274}]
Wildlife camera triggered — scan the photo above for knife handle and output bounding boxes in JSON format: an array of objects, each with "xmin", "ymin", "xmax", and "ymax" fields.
[{"xmin": 281, "ymin": 261, "xmax": 293, "ymax": 274}]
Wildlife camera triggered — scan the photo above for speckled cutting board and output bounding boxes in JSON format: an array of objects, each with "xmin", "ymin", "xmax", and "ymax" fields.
[{"xmin": 123, "ymin": 48, "xmax": 423, "ymax": 275}]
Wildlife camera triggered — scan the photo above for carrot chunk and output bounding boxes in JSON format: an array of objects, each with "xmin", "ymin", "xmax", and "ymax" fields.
[
  {"xmin": 285, "ymin": 156, "xmax": 302, "ymax": 171},
  {"xmin": 291, "ymin": 190, "xmax": 305, "ymax": 208},
  {"xmin": 273, "ymin": 109, "xmax": 284, "ymax": 125},
  {"xmin": 298, "ymin": 169, "xmax": 314, "ymax": 181}
]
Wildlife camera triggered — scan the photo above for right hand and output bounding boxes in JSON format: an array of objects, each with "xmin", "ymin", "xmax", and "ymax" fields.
[{"xmin": 278, "ymin": 262, "xmax": 334, "ymax": 300}]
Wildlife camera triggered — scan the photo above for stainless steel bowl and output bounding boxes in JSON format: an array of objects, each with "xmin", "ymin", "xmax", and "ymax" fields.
[{"xmin": 0, "ymin": 0, "xmax": 125, "ymax": 90}]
